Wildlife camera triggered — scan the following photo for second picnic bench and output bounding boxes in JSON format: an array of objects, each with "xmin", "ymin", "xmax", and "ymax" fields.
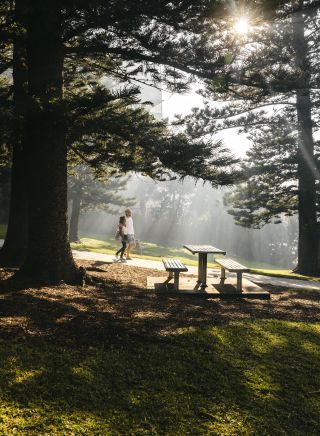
[
  {"xmin": 162, "ymin": 258, "xmax": 188, "ymax": 290},
  {"xmin": 215, "ymin": 258, "xmax": 249, "ymax": 291}
]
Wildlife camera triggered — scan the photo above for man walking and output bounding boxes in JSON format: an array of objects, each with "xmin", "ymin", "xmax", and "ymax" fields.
[{"xmin": 125, "ymin": 208, "xmax": 135, "ymax": 260}]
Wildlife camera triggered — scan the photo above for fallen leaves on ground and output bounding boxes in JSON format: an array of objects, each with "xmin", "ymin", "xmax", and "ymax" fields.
[{"xmin": 0, "ymin": 261, "xmax": 318, "ymax": 345}]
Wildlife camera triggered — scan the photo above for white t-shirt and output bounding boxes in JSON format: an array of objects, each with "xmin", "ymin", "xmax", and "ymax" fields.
[{"xmin": 126, "ymin": 216, "xmax": 134, "ymax": 234}]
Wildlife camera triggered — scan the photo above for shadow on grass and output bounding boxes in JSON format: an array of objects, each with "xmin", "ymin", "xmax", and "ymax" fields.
[
  {"xmin": 0, "ymin": 265, "xmax": 319, "ymax": 433},
  {"xmin": 0, "ymin": 322, "xmax": 319, "ymax": 434},
  {"xmin": 0, "ymin": 265, "xmax": 319, "ymax": 340}
]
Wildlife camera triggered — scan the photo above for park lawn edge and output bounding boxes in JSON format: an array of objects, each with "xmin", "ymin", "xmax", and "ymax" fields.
[{"xmin": 249, "ymin": 268, "xmax": 320, "ymax": 282}]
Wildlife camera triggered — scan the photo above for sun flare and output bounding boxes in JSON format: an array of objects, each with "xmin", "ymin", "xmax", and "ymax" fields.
[{"xmin": 234, "ymin": 17, "xmax": 250, "ymax": 35}]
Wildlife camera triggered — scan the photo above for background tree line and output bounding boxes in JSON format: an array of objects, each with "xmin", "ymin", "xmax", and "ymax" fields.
[{"xmin": 80, "ymin": 175, "xmax": 298, "ymax": 268}]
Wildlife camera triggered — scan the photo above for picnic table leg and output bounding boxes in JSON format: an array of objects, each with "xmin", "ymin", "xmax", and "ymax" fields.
[
  {"xmin": 197, "ymin": 254, "xmax": 203, "ymax": 283},
  {"xmin": 174, "ymin": 272, "xmax": 179, "ymax": 290},
  {"xmin": 220, "ymin": 266, "xmax": 226, "ymax": 280},
  {"xmin": 237, "ymin": 273, "xmax": 242, "ymax": 291},
  {"xmin": 168, "ymin": 271, "xmax": 174, "ymax": 281},
  {"xmin": 201, "ymin": 254, "xmax": 208, "ymax": 288}
]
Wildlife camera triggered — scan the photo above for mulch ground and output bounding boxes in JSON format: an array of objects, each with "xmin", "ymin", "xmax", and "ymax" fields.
[{"xmin": 0, "ymin": 260, "xmax": 319, "ymax": 346}]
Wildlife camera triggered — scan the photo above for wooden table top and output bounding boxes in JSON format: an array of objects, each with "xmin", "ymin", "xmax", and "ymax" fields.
[{"xmin": 183, "ymin": 245, "xmax": 226, "ymax": 255}]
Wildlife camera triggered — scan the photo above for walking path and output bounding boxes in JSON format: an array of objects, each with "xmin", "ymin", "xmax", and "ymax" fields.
[
  {"xmin": 73, "ymin": 249, "xmax": 320, "ymax": 291},
  {"xmin": 0, "ymin": 239, "xmax": 318, "ymax": 290}
]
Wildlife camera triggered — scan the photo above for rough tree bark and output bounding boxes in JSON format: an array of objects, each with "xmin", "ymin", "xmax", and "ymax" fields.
[
  {"xmin": 19, "ymin": 0, "xmax": 80, "ymax": 283},
  {"xmin": 292, "ymin": 6, "xmax": 319, "ymax": 276},
  {"xmin": 0, "ymin": 147, "xmax": 28, "ymax": 266},
  {"xmin": 69, "ymin": 195, "xmax": 81, "ymax": 243},
  {"xmin": 0, "ymin": 0, "xmax": 28, "ymax": 267}
]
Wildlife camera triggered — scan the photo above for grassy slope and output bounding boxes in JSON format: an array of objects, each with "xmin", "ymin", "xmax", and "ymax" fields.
[{"xmin": 0, "ymin": 320, "xmax": 319, "ymax": 434}]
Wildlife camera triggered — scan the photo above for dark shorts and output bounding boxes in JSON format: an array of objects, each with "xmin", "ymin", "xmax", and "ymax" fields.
[{"xmin": 127, "ymin": 234, "xmax": 135, "ymax": 243}]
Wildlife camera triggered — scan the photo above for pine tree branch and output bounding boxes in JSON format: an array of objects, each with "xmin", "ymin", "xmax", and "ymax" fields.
[
  {"xmin": 69, "ymin": 144, "xmax": 93, "ymax": 166},
  {"xmin": 64, "ymin": 45, "xmax": 211, "ymax": 78},
  {"xmin": 200, "ymin": 101, "xmax": 297, "ymax": 122},
  {"xmin": 208, "ymin": 121, "xmax": 293, "ymax": 135},
  {"xmin": 82, "ymin": 58, "xmax": 166, "ymax": 93}
]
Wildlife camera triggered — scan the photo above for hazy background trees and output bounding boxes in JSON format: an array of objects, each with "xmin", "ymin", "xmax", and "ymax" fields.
[
  {"xmin": 68, "ymin": 167, "xmax": 134, "ymax": 242},
  {"xmin": 79, "ymin": 175, "xmax": 298, "ymax": 269}
]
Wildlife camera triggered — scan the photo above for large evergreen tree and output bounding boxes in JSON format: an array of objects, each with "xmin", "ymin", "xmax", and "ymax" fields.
[
  {"xmin": 183, "ymin": 1, "xmax": 320, "ymax": 275},
  {"xmin": 2, "ymin": 0, "xmax": 244, "ymax": 283},
  {"xmin": 0, "ymin": 0, "xmax": 29, "ymax": 266},
  {"xmin": 17, "ymin": 1, "xmax": 80, "ymax": 283}
]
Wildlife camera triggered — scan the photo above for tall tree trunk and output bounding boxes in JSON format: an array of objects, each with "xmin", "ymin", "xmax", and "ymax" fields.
[
  {"xmin": 69, "ymin": 195, "xmax": 81, "ymax": 243},
  {"xmin": 0, "ymin": 0, "xmax": 28, "ymax": 267},
  {"xmin": 0, "ymin": 170, "xmax": 10, "ymax": 223},
  {"xmin": 0, "ymin": 147, "xmax": 28, "ymax": 266},
  {"xmin": 292, "ymin": 7, "xmax": 319, "ymax": 276},
  {"xmin": 19, "ymin": 1, "xmax": 80, "ymax": 284}
]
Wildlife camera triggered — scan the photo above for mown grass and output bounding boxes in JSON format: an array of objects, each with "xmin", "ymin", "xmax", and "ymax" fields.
[
  {"xmin": 0, "ymin": 320, "xmax": 319, "ymax": 434},
  {"xmin": 250, "ymin": 268, "xmax": 320, "ymax": 282}
]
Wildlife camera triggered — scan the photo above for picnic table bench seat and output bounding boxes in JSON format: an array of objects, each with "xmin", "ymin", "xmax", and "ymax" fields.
[
  {"xmin": 215, "ymin": 258, "xmax": 249, "ymax": 291},
  {"xmin": 162, "ymin": 258, "xmax": 188, "ymax": 290}
]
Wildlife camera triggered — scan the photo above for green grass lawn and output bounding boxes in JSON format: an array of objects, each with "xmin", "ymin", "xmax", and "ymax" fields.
[
  {"xmin": 0, "ymin": 320, "xmax": 319, "ymax": 434},
  {"xmin": 249, "ymin": 268, "xmax": 320, "ymax": 282}
]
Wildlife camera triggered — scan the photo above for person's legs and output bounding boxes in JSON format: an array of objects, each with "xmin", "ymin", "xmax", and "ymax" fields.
[
  {"xmin": 125, "ymin": 235, "xmax": 135, "ymax": 259},
  {"xmin": 116, "ymin": 240, "xmax": 127, "ymax": 258},
  {"xmin": 126, "ymin": 242, "xmax": 133, "ymax": 259},
  {"xmin": 115, "ymin": 244, "xmax": 122, "ymax": 257},
  {"xmin": 119, "ymin": 241, "xmax": 127, "ymax": 258}
]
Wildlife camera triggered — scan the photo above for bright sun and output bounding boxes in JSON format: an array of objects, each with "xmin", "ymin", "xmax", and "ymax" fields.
[{"xmin": 234, "ymin": 17, "xmax": 250, "ymax": 35}]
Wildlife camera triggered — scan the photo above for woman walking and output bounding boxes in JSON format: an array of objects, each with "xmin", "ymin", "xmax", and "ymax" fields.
[{"xmin": 115, "ymin": 216, "xmax": 128, "ymax": 261}]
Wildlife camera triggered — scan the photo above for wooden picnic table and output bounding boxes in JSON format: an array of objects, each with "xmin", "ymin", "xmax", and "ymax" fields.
[{"xmin": 184, "ymin": 245, "xmax": 226, "ymax": 288}]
